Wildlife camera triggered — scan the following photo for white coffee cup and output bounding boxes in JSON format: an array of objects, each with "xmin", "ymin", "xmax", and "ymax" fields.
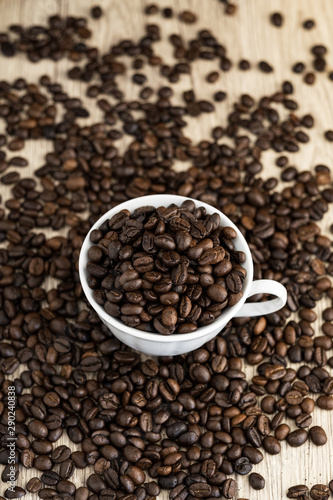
[{"xmin": 79, "ymin": 195, "xmax": 287, "ymax": 356}]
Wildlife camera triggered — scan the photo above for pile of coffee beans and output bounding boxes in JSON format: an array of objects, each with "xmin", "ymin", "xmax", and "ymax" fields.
[
  {"xmin": 0, "ymin": 16, "xmax": 92, "ymax": 62},
  {"xmin": 0, "ymin": 3, "xmax": 331, "ymax": 500},
  {"xmin": 86, "ymin": 202, "xmax": 246, "ymax": 334}
]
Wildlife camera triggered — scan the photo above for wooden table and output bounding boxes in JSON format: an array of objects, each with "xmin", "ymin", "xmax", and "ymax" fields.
[{"xmin": 1, "ymin": 0, "xmax": 333, "ymax": 498}]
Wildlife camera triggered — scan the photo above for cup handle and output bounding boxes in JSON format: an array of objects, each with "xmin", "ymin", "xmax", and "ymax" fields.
[{"xmin": 233, "ymin": 279, "xmax": 287, "ymax": 318}]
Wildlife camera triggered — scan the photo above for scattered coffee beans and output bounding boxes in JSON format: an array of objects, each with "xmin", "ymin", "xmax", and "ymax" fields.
[
  {"xmin": 179, "ymin": 10, "xmax": 197, "ymax": 23},
  {"xmin": 90, "ymin": 5, "xmax": 103, "ymax": 19},
  {"xmin": 0, "ymin": 3, "xmax": 331, "ymax": 500}
]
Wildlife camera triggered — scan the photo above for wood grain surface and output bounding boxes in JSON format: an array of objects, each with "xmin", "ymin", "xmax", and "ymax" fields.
[{"xmin": 1, "ymin": 0, "xmax": 333, "ymax": 499}]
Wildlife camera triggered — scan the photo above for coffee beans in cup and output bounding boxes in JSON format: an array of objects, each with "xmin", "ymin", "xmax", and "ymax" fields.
[{"xmin": 86, "ymin": 201, "xmax": 246, "ymax": 334}]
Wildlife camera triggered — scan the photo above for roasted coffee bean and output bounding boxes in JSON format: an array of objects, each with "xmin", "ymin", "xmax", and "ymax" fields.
[
  {"xmin": 285, "ymin": 390, "xmax": 303, "ymax": 405},
  {"xmin": 262, "ymin": 436, "xmax": 281, "ymax": 455},
  {"xmin": 91, "ymin": 5, "xmax": 103, "ymax": 18},
  {"xmin": 249, "ymin": 472, "xmax": 265, "ymax": 490},
  {"xmin": 179, "ymin": 10, "xmax": 197, "ymax": 23},
  {"xmin": 34, "ymin": 455, "xmax": 53, "ymax": 471},
  {"xmin": 310, "ymin": 484, "xmax": 330, "ymax": 500},
  {"xmin": 259, "ymin": 61, "xmax": 273, "ymax": 73},
  {"xmin": 28, "ymin": 420, "xmax": 48, "ymax": 439},
  {"xmin": 51, "ymin": 446, "xmax": 71, "ymax": 464},
  {"xmin": 273, "ymin": 421, "xmax": 289, "ymax": 440},
  {"xmin": 317, "ymin": 396, "xmax": 333, "ymax": 410},
  {"xmin": 234, "ymin": 457, "xmax": 252, "ymax": 475},
  {"xmin": 329, "ymin": 480, "xmax": 333, "ymax": 494},
  {"xmin": 87, "ymin": 204, "xmax": 245, "ymax": 333},
  {"xmin": 286, "ymin": 429, "xmax": 308, "ymax": 447},
  {"xmin": 293, "ymin": 62, "xmax": 305, "ymax": 74},
  {"xmin": 270, "ymin": 12, "xmax": 283, "ymax": 27},
  {"xmin": 189, "ymin": 483, "xmax": 212, "ymax": 498},
  {"xmin": 4, "ymin": 486, "xmax": 26, "ymax": 499},
  {"xmin": 41, "ymin": 470, "xmax": 59, "ymax": 486},
  {"xmin": 26, "ymin": 477, "xmax": 42, "ymax": 493},
  {"xmin": 21, "ymin": 449, "xmax": 35, "ymax": 468},
  {"xmin": 309, "ymin": 426, "xmax": 327, "ymax": 446},
  {"xmin": 303, "ymin": 19, "xmax": 315, "ymax": 29},
  {"xmin": 287, "ymin": 484, "xmax": 309, "ymax": 498},
  {"xmin": 304, "ymin": 72, "xmax": 316, "ymax": 84},
  {"xmin": 221, "ymin": 479, "xmax": 237, "ymax": 498}
]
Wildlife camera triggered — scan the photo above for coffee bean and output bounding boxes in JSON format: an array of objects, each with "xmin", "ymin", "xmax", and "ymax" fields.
[
  {"xmin": 242, "ymin": 446, "xmax": 263, "ymax": 464},
  {"xmin": 295, "ymin": 413, "xmax": 312, "ymax": 428},
  {"xmin": 259, "ymin": 61, "xmax": 273, "ymax": 73},
  {"xmin": 162, "ymin": 7, "xmax": 173, "ymax": 18},
  {"xmin": 34, "ymin": 455, "xmax": 53, "ymax": 471},
  {"xmin": 206, "ymin": 284, "xmax": 228, "ymax": 302},
  {"xmin": 41, "ymin": 470, "xmax": 59, "ymax": 486},
  {"xmin": 4, "ymin": 487, "xmax": 26, "ymax": 499},
  {"xmin": 310, "ymin": 484, "xmax": 330, "ymax": 500},
  {"xmin": 293, "ymin": 62, "xmax": 305, "ymax": 74},
  {"xmin": 304, "ymin": 72, "xmax": 316, "ymax": 84},
  {"xmin": 303, "ymin": 19, "xmax": 315, "ymax": 29},
  {"xmin": 158, "ymin": 475, "xmax": 178, "ymax": 489},
  {"xmin": 249, "ymin": 472, "xmax": 265, "ymax": 490},
  {"xmin": 214, "ymin": 90, "xmax": 227, "ymax": 101},
  {"xmin": 59, "ymin": 459, "xmax": 74, "ymax": 480},
  {"xmin": 317, "ymin": 396, "xmax": 333, "ymax": 410},
  {"xmin": 309, "ymin": 426, "xmax": 327, "ymax": 446},
  {"xmin": 2, "ymin": 464, "xmax": 19, "ymax": 483},
  {"xmin": 270, "ymin": 12, "xmax": 283, "ymax": 27},
  {"xmin": 286, "ymin": 429, "xmax": 308, "ymax": 447},
  {"xmin": 179, "ymin": 10, "xmax": 197, "ymax": 23},
  {"xmin": 21, "ymin": 449, "xmax": 34, "ymax": 468},
  {"xmin": 274, "ymin": 424, "xmax": 290, "ymax": 441},
  {"xmin": 324, "ymin": 130, "xmax": 333, "ymax": 142},
  {"xmin": 206, "ymin": 72, "xmax": 219, "ymax": 83},
  {"xmin": 329, "ymin": 480, "xmax": 333, "ymax": 494},
  {"xmin": 234, "ymin": 457, "xmax": 252, "ymax": 475},
  {"xmin": 287, "ymin": 484, "xmax": 309, "ymax": 498},
  {"xmin": 285, "ymin": 390, "xmax": 303, "ymax": 405},
  {"xmin": 51, "ymin": 446, "xmax": 71, "ymax": 464},
  {"xmin": 221, "ymin": 479, "xmax": 237, "ymax": 498},
  {"xmin": 145, "ymin": 4, "xmax": 158, "ymax": 15},
  {"xmin": 189, "ymin": 483, "xmax": 212, "ymax": 498},
  {"xmin": 238, "ymin": 59, "xmax": 251, "ymax": 70}
]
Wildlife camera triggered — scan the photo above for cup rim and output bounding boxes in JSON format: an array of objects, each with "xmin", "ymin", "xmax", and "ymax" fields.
[{"xmin": 79, "ymin": 195, "xmax": 254, "ymax": 343}]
